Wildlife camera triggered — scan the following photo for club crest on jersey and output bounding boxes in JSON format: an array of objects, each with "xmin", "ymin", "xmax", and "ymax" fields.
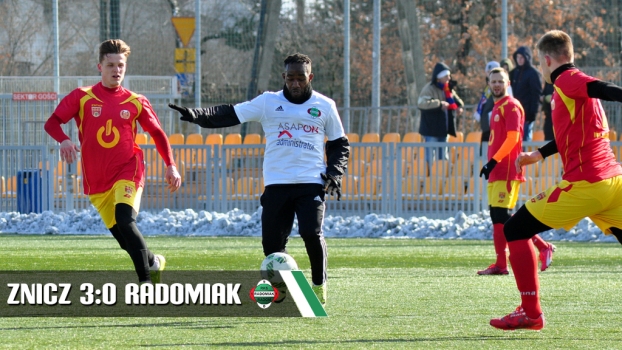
[
  {"xmin": 91, "ymin": 105, "xmax": 102, "ymax": 117},
  {"xmin": 498, "ymin": 192, "xmax": 506, "ymax": 199},
  {"xmin": 120, "ymin": 110, "xmax": 131, "ymax": 119},
  {"xmin": 307, "ymin": 107, "xmax": 321, "ymax": 118},
  {"xmin": 124, "ymin": 186, "xmax": 133, "ymax": 198},
  {"xmin": 494, "ymin": 114, "xmax": 500, "ymax": 122}
]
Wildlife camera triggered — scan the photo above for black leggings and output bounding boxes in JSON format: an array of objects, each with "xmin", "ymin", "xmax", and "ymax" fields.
[{"xmin": 108, "ymin": 203, "xmax": 154, "ymax": 282}]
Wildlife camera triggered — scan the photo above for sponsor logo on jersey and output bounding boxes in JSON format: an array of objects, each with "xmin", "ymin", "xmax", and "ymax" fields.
[
  {"xmin": 120, "ymin": 110, "xmax": 131, "ymax": 119},
  {"xmin": 278, "ymin": 123, "xmax": 320, "ymax": 134},
  {"xmin": 307, "ymin": 107, "xmax": 321, "ymax": 118},
  {"xmin": 278, "ymin": 130, "xmax": 293, "ymax": 138},
  {"xmin": 275, "ymin": 106, "xmax": 284, "ymax": 111},
  {"xmin": 91, "ymin": 105, "xmax": 102, "ymax": 117},
  {"xmin": 275, "ymin": 138, "xmax": 316, "ymax": 150}
]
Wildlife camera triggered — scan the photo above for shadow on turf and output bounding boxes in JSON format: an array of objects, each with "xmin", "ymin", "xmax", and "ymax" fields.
[
  {"xmin": 138, "ymin": 336, "xmax": 559, "ymax": 347},
  {"xmin": 0, "ymin": 320, "xmax": 238, "ymax": 331}
]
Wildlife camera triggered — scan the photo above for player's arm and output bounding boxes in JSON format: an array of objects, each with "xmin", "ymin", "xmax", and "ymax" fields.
[
  {"xmin": 586, "ymin": 80, "xmax": 622, "ymax": 103},
  {"xmin": 479, "ymin": 131, "xmax": 520, "ymax": 179},
  {"xmin": 514, "ymin": 140, "xmax": 558, "ymax": 173},
  {"xmin": 168, "ymin": 103, "xmax": 241, "ymax": 128},
  {"xmin": 148, "ymin": 128, "xmax": 181, "ymax": 193},
  {"xmin": 322, "ymin": 136, "xmax": 350, "ymax": 201},
  {"xmin": 44, "ymin": 113, "xmax": 80, "ymax": 164}
]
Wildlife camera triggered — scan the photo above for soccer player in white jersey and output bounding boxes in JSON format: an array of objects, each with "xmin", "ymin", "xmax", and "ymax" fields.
[{"xmin": 169, "ymin": 53, "xmax": 350, "ymax": 306}]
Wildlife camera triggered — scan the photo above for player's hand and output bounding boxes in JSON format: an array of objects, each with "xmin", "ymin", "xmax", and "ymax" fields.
[
  {"xmin": 515, "ymin": 151, "xmax": 543, "ymax": 173},
  {"xmin": 165, "ymin": 165, "xmax": 182, "ymax": 193},
  {"xmin": 479, "ymin": 159, "xmax": 498, "ymax": 180},
  {"xmin": 321, "ymin": 173, "xmax": 342, "ymax": 201},
  {"xmin": 168, "ymin": 103, "xmax": 197, "ymax": 123},
  {"xmin": 60, "ymin": 139, "xmax": 80, "ymax": 164}
]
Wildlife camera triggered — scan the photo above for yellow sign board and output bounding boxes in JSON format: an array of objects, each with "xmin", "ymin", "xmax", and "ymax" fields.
[
  {"xmin": 171, "ymin": 17, "xmax": 195, "ymax": 47},
  {"xmin": 175, "ymin": 48, "xmax": 196, "ymax": 73}
]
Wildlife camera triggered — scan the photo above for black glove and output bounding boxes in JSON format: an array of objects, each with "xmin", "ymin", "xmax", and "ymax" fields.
[
  {"xmin": 168, "ymin": 103, "xmax": 197, "ymax": 123},
  {"xmin": 479, "ymin": 159, "xmax": 498, "ymax": 180},
  {"xmin": 321, "ymin": 173, "xmax": 342, "ymax": 201}
]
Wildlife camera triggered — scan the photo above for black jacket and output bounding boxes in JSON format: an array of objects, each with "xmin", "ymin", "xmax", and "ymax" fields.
[{"xmin": 510, "ymin": 46, "xmax": 543, "ymax": 122}]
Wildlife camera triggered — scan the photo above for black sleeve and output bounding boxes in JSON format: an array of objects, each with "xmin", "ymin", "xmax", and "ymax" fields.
[
  {"xmin": 193, "ymin": 104, "xmax": 242, "ymax": 128},
  {"xmin": 586, "ymin": 80, "xmax": 622, "ymax": 103},
  {"xmin": 538, "ymin": 140, "xmax": 558, "ymax": 159},
  {"xmin": 325, "ymin": 136, "xmax": 350, "ymax": 177}
]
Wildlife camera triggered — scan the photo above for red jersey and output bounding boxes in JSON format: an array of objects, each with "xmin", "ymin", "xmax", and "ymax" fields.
[
  {"xmin": 53, "ymin": 82, "xmax": 164, "ymax": 194},
  {"xmin": 552, "ymin": 69, "xmax": 622, "ymax": 182},
  {"xmin": 488, "ymin": 95, "xmax": 525, "ymax": 183}
]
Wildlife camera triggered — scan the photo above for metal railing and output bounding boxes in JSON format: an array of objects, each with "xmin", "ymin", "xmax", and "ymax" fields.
[{"xmin": 1, "ymin": 140, "xmax": 590, "ymax": 219}]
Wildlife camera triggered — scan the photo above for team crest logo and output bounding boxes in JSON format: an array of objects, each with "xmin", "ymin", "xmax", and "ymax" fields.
[
  {"xmin": 91, "ymin": 106, "xmax": 102, "ymax": 117},
  {"xmin": 120, "ymin": 110, "xmax": 131, "ymax": 119},
  {"xmin": 498, "ymin": 192, "xmax": 505, "ymax": 199},
  {"xmin": 530, "ymin": 192, "xmax": 547, "ymax": 203},
  {"xmin": 124, "ymin": 186, "xmax": 133, "ymax": 198},
  {"xmin": 307, "ymin": 107, "xmax": 321, "ymax": 118},
  {"xmin": 494, "ymin": 114, "xmax": 500, "ymax": 122}
]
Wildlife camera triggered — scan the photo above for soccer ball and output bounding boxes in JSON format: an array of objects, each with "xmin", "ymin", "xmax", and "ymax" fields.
[{"xmin": 260, "ymin": 252, "xmax": 298, "ymax": 283}]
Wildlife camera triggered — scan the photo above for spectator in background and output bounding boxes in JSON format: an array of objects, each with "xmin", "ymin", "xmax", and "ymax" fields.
[
  {"xmin": 542, "ymin": 82, "xmax": 555, "ymax": 140},
  {"xmin": 474, "ymin": 61, "xmax": 500, "ymax": 154},
  {"xmin": 417, "ymin": 62, "xmax": 464, "ymax": 168},
  {"xmin": 510, "ymin": 46, "xmax": 543, "ymax": 141},
  {"xmin": 500, "ymin": 58, "xmax": 514, "ymax": 96}
]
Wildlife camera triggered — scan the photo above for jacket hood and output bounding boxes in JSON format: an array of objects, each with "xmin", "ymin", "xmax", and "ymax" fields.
[
  {"xmin": 431, "ymin": 62, "xmax": 451, "ymax": 84},
  {"xmin": 513, "ymin": 46, "xmax": 533, "ymax": 68},
  {"xmin": 500, "ymin": 58, "xmax": 514, "ymax": 72}
]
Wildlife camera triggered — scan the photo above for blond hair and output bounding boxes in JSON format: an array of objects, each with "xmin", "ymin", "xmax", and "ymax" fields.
[{"xmin": 536, "ymin": 30, "xmax": 574, "ymax": 62}]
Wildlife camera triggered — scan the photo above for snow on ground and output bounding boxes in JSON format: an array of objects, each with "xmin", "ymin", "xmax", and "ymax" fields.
[{"xmin": 0, "ymin": 207, "xmax": 616, "ymax": 243}]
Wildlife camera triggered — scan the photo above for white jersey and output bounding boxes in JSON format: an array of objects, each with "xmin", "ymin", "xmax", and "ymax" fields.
[{"xmin": 234, "ymin": 90, "xmax": 346, "ymax": 186}]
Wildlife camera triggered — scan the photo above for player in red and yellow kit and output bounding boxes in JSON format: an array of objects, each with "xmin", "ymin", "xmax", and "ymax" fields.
[
  {"xmin": 44, "ymin": 39, "xmax": 181, "ymax": 283},
  {"xmin": 477, "ymin": 68, "xmax": 555, "ymax": 276},
  {"xmin": 490, "ymin": 30, "xmax": 622, "ymax": 331}
]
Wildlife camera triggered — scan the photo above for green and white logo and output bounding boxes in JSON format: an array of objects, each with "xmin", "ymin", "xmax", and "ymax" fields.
[
  {"xmin": 307, "ymin": 107, "xmax": 322, "ymax": 118},
  {"xmin": 249, "ymin": 279, "xmax": 279, "ymax": 309}
]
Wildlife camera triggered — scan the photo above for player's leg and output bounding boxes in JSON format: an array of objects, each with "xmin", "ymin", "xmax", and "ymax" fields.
[
  {"xmin": 260, "ymin": 185, "xmax": 295, "ymax": 256},
  {"xmin": 294, "ymin": 184, "xmax": 327, "ymax": 305},
  {"xmin": 294, "ymin": 184, "xmax": 327, "ymax": 286},
  {"xmin": 479, "ymin": 180, "xmax": 519, "ymax": 275},
  {"xmin": 108, "ymin": 225, "xmax": 127, "ymax": 251},
  {"xmin": 113, "ymin": 181, "xmax": 165, "ymax": 283},
  {"xmin": 490, "ymin": 205, "xmax": 552, "ymax": 330},
  {"xmin": 114, "ymin": 203, "xmax": 153, "ymax": 283},
  {"xmin": 477, "ymin": 206, "xmax": 511, "ymax": 275}
]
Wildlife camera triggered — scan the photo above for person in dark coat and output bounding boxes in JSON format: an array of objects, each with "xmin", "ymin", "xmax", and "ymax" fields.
[
  {"xmin": 417, "ymin": 62, "xmax": 464, "ymax": 167},
  {"xmin": 510, "ymin": 46, "xmax": 543, "ymax": 141}
]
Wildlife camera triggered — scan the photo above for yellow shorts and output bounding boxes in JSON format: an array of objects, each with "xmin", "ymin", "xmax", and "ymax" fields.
[
  {"xmin": 525, "ymin": 175, "xmax": 622, "ymax": 234},
  {"xmin": 89, "ymin": 180, "xmax": 143, "ymax": 229},
  {"xmin": 487, "ymin": 180, "xmax": 521, "ymax": 209}
]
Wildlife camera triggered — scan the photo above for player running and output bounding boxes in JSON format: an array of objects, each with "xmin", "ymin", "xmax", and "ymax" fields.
[
  {"xmin": 490, "ymin": 30, "xmax": 622, "ymax": 330},
  {"xmin": 168, "ymin": 53, "xmax": 350, "ymax": 306},
  {"xmin": 44, "ymin": 39, "xmax": 181, "ymax": 284},
  {"xmin": 478, "ymin": 67, "xmax": 555, "ymax": 276}
]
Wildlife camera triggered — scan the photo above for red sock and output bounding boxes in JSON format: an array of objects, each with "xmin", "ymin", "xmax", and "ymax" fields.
[
  {"xmin": 507, "ymin": 239, "xmax": 542, "ymax": 318},
  {"xmin": 531, "ymin": 235, "xmax": 548, "ymax": 251},
  {"xmin": 493, "ymin": 223, "xmax": 507, "ymax": 269}
]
